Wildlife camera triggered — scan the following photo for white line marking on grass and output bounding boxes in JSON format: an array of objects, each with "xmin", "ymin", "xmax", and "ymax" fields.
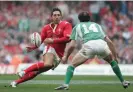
[{"xmin": 0, "ymin": 80, "xmax": 133, "ymax": 85}]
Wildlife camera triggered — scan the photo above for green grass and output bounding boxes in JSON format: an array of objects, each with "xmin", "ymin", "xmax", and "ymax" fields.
[
  {"xmin": 0, "ymin": 75, "xmax": 132, "ymax": 92},
  {"xmin": 1, "ymin": 84, "xmax": 131, "ymax": 92},
  {"xmin": 1, "ymin": 75, "xmax": 132, "ymax": 81}
]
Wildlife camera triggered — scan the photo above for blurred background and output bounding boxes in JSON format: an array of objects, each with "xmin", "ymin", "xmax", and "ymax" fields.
[{"xmin": 0, "ymin": 1, "xmax": 133, "ymax": 67}]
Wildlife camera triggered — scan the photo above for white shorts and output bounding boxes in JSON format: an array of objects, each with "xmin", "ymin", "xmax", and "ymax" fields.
[
  {"xmin": 43, "ymin": 46, "xmax": 60, "ymax": 69},
  {"xmin": 79, "ymin": 39, "xmax": 111, "ymax": 59}
]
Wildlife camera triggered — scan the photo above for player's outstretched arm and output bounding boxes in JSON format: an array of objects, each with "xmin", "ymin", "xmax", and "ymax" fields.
[
  {"xmin": 25, "ymin": 45, "xmax": 38, "ymax": 52},
  {"xmin": 62, "ymin": 40, "xmax": 76, "ymax": 64}
]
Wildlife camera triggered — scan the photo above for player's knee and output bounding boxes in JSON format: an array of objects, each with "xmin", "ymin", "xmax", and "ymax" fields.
[
  {"xmin": 72, "ymin": 64, "xmax": 77, "ymax": 68},
  {"xmin": 69, "ymin": 64, "xmax": 75, "ymax": 68},
  {"xmin": 104, "ymin": 54, "xmax": 113, "ymax": 63},
  {"xmin": 69, "ymin": 63, "xmax": 77, "ymax": 68},
  {"xmin": 45, "ymin": 63, "xmax": 54, "ymax": 68}
]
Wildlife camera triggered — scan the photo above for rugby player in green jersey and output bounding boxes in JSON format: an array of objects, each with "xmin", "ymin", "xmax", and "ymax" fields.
[{"xmin": 55, "ymin": 11, "xmax": 130, "ymax": 90}]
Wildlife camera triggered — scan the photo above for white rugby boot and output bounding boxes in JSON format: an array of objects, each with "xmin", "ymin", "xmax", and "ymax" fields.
[
  {"xmin": 55, "ymin": 84, "xmax": 69, "ymax": 90},
  {"xmin": 10, "ymin": 81, "xmax": 17, "ymax": 88},
  {"xmin": 122, "ymin": 80, "xmax": 130, "ymax": 89}
]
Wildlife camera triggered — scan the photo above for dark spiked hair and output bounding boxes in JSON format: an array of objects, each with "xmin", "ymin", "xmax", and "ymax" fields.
[
  {"xmin": 51, "ymin": 7, "xmax": 62, "ymax": 16},
  {"xmin": 78, "ymin": 11, "xmax": 90, "ymax": 22}
]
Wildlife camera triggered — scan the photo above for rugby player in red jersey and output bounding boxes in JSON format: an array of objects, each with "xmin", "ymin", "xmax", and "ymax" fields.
[{"xmin": 10, "ymin": 8, "xmax": 72, "ymax": 87}]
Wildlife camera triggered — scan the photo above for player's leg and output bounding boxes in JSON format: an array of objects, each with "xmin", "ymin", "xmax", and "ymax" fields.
[
  {"xmin": 18, "ymin": 46, "xmax": 56, "ymax": 77},
  {"xmin": 10, "ymin": 71, "xmax": 40, "ymax": 87},
  {"xmin": 55, "ymin": 53, "xmax": 88, "ymax": 90},
  {"xmin": 104, "ymin": 54, "xmax": 124, "ymax": 82},
  {"xmin": 10, "ymin": 53, "xmax": 55, "ymax": 87},
  {"xmin": 55, "ymin": 46, "xmax": 94, "ymax": 90},
  {"xmin": 65, "ymin": 53, "xmax": 88, "ymax": 84},
  {"xmin": 104, "ymin": 54, "xmax": 130, "ymax": 88},
  {"xmin": 18, "ymin": 53, "xmax": 55, "ymax": 77},
  {"xmin": 65, "ymin": 44, "xmax": 95, "ymax": 85},
  {"xmin": 101, "ymin": 41, "xmax": 130, "ymax": 88},
  {"xmin": 10, "ymin": 46, "xmax": 60, "ymax": 87}
]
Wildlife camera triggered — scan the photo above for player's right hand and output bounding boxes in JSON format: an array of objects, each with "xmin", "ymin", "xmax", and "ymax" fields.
[{"xmin": 26, "ymin": 45, "xmax": 37, "ymax": 52}]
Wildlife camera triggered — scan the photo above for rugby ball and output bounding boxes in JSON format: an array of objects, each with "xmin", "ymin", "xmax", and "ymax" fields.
[{"xmin": 30, "ymin": 32, "xmax": 41, "ymax": 47}]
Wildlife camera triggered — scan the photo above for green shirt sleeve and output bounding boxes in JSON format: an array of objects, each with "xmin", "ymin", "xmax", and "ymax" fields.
[{"xmin": 70, "ymin": 25, "xmax": 79, "ymax": 40}]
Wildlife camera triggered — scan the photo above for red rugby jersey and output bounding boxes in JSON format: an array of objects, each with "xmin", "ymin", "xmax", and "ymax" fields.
[{"xmin": 41, "ymin": 21, "xmax": 72, "ymax": 58}]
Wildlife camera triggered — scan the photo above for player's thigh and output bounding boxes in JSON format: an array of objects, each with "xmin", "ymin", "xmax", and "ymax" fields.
[
  {"xmin": 96, "ymin": 40, "xmax": 111, "ymax": 59},
  {"xmin": 79, "ymin": 43, "xmax": 96, "ymax": 59},
  {"xmin": 43, "ymin": 53, "xmax": 55, "ymax": 64},
  {"xmin": 52, "ymin": 57, "xmax": 60, "ymax": 70},
  {"xmin": 43, "ymin": 46, "xmax": 56, "ymax": 65},
  {"xmin": 71, "ymin": 43, "xmax": 96, "ymax": 67},
  {"xmin": 70, "ymin": 53, "xmax": 87, "ymax": 67},
  {"xmin": 43, "ymin": 46, "xmax": 60, "ymax": 66}
]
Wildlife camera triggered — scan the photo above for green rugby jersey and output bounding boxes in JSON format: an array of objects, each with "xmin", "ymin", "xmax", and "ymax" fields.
[{"xmin": 70, "ymin": 22, "xmax": 106, "ymax": 43}]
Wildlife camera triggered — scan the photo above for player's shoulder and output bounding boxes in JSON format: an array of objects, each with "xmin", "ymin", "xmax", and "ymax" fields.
[
  {"xmin": 72, "ymin": 24, "xmax": 80, "ymax": 31},
  {"xmin": 90, "ymin": 21, "xmax": 100, "ymax": 25},
  {"xmin": 60, "ymin": 20, "xmax": 71, "ymax": 25},
  {"xmin": 41, "ymin": 24, "xmax": 50, "ymax": 32},
  {"xmin": 42, "ymin": 24, "xmax": 49, "ymax": 29},
  {"xmin": 74, "ymin": 23, "xmax": 80, "ymax": 28}
]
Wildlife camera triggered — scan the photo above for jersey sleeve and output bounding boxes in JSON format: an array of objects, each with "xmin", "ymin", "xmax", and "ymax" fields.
[
  {"xmin": 40, "ymin": 26, "xmax": 47, "ymax": 43},
  {"xmin": 63, "ymin": 22, "xmax": 72, "ymax": 37},
  {"xmin": 70, "ymin": 25, "xmax": 79, "ymax": 40},
  {"xmin": 53, "ymin": 22, "xmax": 72, "ymax": 43}
]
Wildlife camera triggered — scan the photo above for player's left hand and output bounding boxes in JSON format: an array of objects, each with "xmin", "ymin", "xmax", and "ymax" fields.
[
  {"xmin": 44, "ymin": 38, "xmax": 53, "ymax": 44},
  {"xmin": 61, "ymin": 56, "xmax": 68, "ymax": 64}
]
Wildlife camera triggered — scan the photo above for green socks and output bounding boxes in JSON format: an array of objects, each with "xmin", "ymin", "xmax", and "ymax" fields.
[
  {"xmin": 65, "ymin": 66, "xmax": 75, "ymax": 84},
  {"xmin": 110, "ymin": 60, "xmax": 124, "ymax": 82},
  {"xmin": 64, "ymin": 61, "xmax": 124, "ymax": 85}
]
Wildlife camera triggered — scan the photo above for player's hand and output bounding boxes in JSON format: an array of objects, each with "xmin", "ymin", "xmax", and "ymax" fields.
[
  {"xmin": 44, "ymin": 38, "xmax": 53, "ymax": 44},
  {"xmin": 61, "ymin": 56, "xmax": 68, "ymax": 64},
  {"xmin": 25, "ymin": 45, "xmax": 37, "ymax": 52}
]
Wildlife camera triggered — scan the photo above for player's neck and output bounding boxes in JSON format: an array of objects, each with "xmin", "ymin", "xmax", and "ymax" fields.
[
  {"xmin": 51, "ymin": 21, "xmax": 61, "ymax": 25},
  {"xmin": 50, "ymin": 22, "xmax": 57, "ymax": 30}
]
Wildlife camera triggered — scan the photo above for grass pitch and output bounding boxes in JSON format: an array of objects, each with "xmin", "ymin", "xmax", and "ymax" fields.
[{"xmin": 0, "ymin": 75, "xmax": 132, "ymax": 92}]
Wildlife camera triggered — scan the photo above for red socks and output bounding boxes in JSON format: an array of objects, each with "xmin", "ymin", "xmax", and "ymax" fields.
[
  {"xmin": 15, "ymin": 62, "xmax": 53, "ymax": 85},
  {"xmin": 24, "ymin": 62, "xmax": 45, "ymax": 74},
  {"xmin": 15, "ymin": 71, "xmax": 38, "ymax": 84}
]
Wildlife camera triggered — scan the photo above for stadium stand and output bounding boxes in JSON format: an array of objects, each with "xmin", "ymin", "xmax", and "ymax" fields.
[{"xmin": 0, "ymin": 1, "xmax": 133, "ymax": 65}]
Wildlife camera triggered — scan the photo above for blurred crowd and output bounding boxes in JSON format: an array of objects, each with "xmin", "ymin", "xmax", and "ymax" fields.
[{"xmin": 0, "ymin": 1, "xmax": 133, "ymax": 65}]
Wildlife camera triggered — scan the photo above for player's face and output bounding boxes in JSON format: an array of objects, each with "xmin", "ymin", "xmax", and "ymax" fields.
[{"xmin": 52, "ymin": 11, "xmax": 62, "ymax": 24}]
